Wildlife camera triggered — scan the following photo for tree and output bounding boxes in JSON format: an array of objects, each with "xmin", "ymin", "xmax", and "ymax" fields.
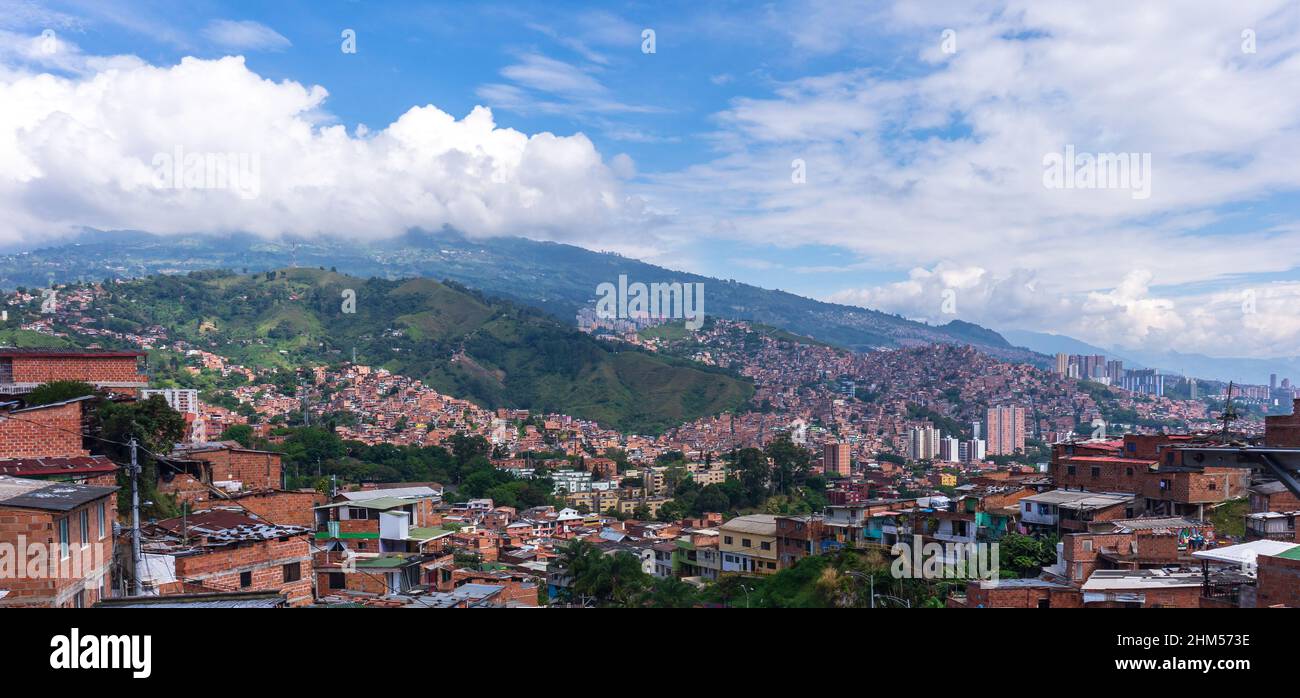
[
  {"xmin": 730, "ymin": 447, "xmax": 771, "ymax": 506},
  {"xmin": 553, "ymin": 540, "xmax": 653, "ymax": 607},
  {"xmin": 26, "ymin": 380, "xmax": 96, "ymax": 406},
  {"xmin": 98, "ymin": 396, "xmax": 187, "ymax": 518},
  {"xmin": 220, "ymin": 424, "xmax": 255, "ymax": 449},
  {"xmin": 641, "ymin": 576, "xmax": 699, "ymax": 608},
  {"xmin": 998, "ymin": 533, "xmax": 1058, "ymax": 578},
  {"xmin": 765, "ymin": 434, "xmax": 810, "ymax": 495}
]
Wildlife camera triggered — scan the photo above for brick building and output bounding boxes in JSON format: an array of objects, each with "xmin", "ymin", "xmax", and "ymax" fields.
[
  {"xmin": 1248, "ymin": 480, "xmax": 1300, "ymax": 515},
  {"xmin": 0, "ymin": 397, "xmax": 116, "ymax": 486},
  {"xmin": 0, "ymin": 348, "xmax": 147, "ymax": 396},
  {"xmin": 174, "ymin": 441, "xmax": 283, "ymax": 492},
  {"xmin": 1255, "ymin": 548, "xmax": 1300, "ymax": 607},
  {"xmin": 951, "ymin": 578, "xmax": 1081, "ymax": 608},
  {"xmin": 137, "ymin": 508, "xmax": 312, "ymax": 606},
  {"xmin": 1264, "ymin": 399, "xmax": 1300, "ymax": 447},
  {"xmin": 0, "ymin": 474, "xmax": 117, "ymax": 607},
  {"xmin": 1047, "ymin": 518, "xmax": 1209, "ymax": 584},
  {"xmin": 1051, "ymin": 435, "xmax": 1251, "ymax": 520},
  {"xmin": 1078, "ymin": 569, "xmax": 1205, "ymax": 608},
  {"xmin": 0, "ymin": 397, "xmax": 92, "ymax": 459}
]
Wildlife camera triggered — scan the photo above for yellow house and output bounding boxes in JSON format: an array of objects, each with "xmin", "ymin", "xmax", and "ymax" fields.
[{"xmin": 718, "ymin": 514, "xmax": 779, "ymax": 575}]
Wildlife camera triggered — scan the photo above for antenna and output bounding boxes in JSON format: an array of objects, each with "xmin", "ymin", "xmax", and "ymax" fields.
[{"xmin": 1220, "ymin": 382, "xmax": 1238, "ymax": 441}]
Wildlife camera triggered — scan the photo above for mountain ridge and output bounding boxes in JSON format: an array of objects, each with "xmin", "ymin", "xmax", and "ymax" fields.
[{"xmin": 0, "ymin": 229, "xmax": 1046, "ymax": 367}]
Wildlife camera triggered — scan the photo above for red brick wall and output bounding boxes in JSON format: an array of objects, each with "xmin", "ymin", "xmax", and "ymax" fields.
[
  {"xmin": 214, "ymin": 490, "xmax": 323, "ymax": 528},
  {"xmin": 1265, "ymin": 401, "xmax": 1300, "ymax": 447},
  {"xmin": 158, "ymin": 472, "xmax": 211, "ymax": 508},
  {"xmin": 1142, "ymin": 467, "xmax": 1249, "ymax": 504},
  {"xmin": 11, "ymin": 355, "xmax": 145, "ymax": 384},
  {"xmin": 0, "ymin": 494, "xmax": 116, "ymax": 607},
  {"xmin": 170, "ymin": 535, "xmax": 313, "ymax": 606},
  {"xmin": 1252, "ymin": 489, "xmax": 1300, "ymax": 514},
  {"xmin": 1053, "ymin": 457, "xmax": 1149, "ymax": 492},
  {"xmin": 0, "ymin": 401, "xmax": 88, "ymax": 458},
  {"xmin": 964, "ymin": 583, "xmax": 1081, "ymax": 608},
  {"xmin": 1256, "ymin": 554, "xmax": 1300, "ymax": 608},
  {"xmin": 191, "ymin": 448, "xmax": 282, "ymax": 491}
]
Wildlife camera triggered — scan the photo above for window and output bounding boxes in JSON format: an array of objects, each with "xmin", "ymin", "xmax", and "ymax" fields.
[
  {"xmin": 760, "ymin": 541, "xmax": 771, "ymax": 550},
  {"xmin": 1090, "ymin": 467, "xmax": 1101, "ymax": 478},
  {"xmin": 328, "ymin": 572, "xmax": 345, "ymax": 589},
  {"xmin": 97, "ymin": 502, "xmax": 106, "ymax": 540},
  {"xmin": 1207, "ymin": 481, "xmax": 1216, "ymax": 491},
  {"xmin": 239, "ymin": 571, "xmax": 253, "ymax": 588},
  {"xmin": 283, "ymin": 562, "xmax": 302, "ymax": 583},
  {"xmin": 723, "ymin": 536, "xmax": 733, "ymax": 545},
  {"xmin": 742, "ymin": 538, "xmax": 752, "ymax": 548},
  {"xmin": 79, "ymin": 509, "xmax": 90, "ymax": 546},
  {"xmin": 1082, "ymin": 540, "xmax": 1093, "ymax": 552},
  {"xmin": 58, "ymin": 517, "xmax": 70, "ymax": 559},
  {"xmin": 1126, "ymin": 468, "xmax": 1134, "ymax": 477},
  {"xmin": 1066, "ymin": 465, "xmax": 1076, "ymax": 476}
]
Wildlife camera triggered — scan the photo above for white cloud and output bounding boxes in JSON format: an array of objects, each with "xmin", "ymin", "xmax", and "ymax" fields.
[
  {"xmin": 201, "ymin": 20, "xmax": 291, "ymax": 52},
  {"xmin": 830, "ymin": 264, "xmax": 1300, "ymax": 359},
  {"xmin": 640, "ymin": 0, "xmax": 1300, "ymax": 358},
  {"xmin": 0, "ymin": 53, "xmax": 644, "ymax": 247}
]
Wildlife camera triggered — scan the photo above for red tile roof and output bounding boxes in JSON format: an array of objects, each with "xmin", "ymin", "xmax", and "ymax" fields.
[{"xmin": 0, "ymin": 455, "xmax": 117, "ymax": 478}]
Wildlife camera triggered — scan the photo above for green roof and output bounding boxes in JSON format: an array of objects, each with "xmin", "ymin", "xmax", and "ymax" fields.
[
  {"xmin": 1276, "ymin": 546, "xmax": 1300, "ymax": 560},
  {"xmin": 355, "ymin": 556, "xmax": 414, "ymax": 569},
  {"xmin": 408, "ymin": 527, "xmax": 454, "ymax": 541},
  {"xmin": 315, "ymin": 531, "xmax": 379, "ymax": 540}
]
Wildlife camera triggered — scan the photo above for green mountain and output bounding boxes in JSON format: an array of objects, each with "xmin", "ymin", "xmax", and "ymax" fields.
[
  {"xmin": 1, "ymin": 229, "xmax": 1046, "ymax": 366},
  {"xmin": 74, "ymin": 269, "xmax": 755, "ymax": 434}
]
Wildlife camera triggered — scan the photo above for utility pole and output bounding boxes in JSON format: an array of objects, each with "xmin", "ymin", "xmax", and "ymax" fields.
[{"xmin": 129, "ymin": 437, "xmax": 143, "ymax": 596}]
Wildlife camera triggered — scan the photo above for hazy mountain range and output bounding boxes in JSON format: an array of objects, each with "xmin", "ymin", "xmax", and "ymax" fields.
[{"xmin": 0, "ymin": 229, "xmax": 1047, "ymax": 366}]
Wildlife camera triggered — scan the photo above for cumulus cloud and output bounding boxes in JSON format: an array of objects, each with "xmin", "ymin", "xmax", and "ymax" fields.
[
  {"xmin": 0, "ymin": 52, "xmax": 644, "ymax": 246},
  {"xmin": 831, "ymin": 264, "xmax": 1300, "ymax": 358},
  {"xmin": 640, "ymin": 0, "xmax": 1300, "ymax": 358}
]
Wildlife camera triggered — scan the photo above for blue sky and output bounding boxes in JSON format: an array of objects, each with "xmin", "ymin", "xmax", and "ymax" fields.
[{"xmin": 3, "ymin": 0, "xmax": 1300, "ymax": 358}]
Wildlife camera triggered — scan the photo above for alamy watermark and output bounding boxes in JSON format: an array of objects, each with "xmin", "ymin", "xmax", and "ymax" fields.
[
  {"xmin": 595, "ymin": 275, "xmax": 705, "ymax": 330},
  {"xmin": 1043, "ymin": 145, "xmax": 1151, "ymax": 200},
  {"xmin": 0, "ymin": 537, "xmax": 109, "ymax": 580},
  {"xmin": 890, "ymin": 535, "xmax": 999, "ymax": 581},
  {"xmin": 152, "ymin": 146, "xmax": 261, "ymax": 199}
]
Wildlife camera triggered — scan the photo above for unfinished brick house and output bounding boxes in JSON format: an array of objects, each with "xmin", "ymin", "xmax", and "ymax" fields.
[
  {"xmin": 1255, "ymin": 548, "xmax": 1300, "ymax": 607},
  {"xmin": 1264, "ymin": 399, "xmax": 1300, "ymax": 447},
  {"xmin": 1050, "ymin": 434, "xmax": 1252, "ymax": 520},
  {"xmin": 0, "ymin": 348, "xmax": 147, "ymax": 397},
  {"xmin": 950, "ymin": 578, "xmax": 1081, "ymax": 608},
  {"xmin": 174, "ymin": 441, "xmax": 283, "ymax": 491},
  {"xmin": 1044, "ymin": 517, "xmax": 1211, "ymax": 585},
  {"xmin": 0, "ymin": 396, "xmax": 117, "ymax": 486},
  {"xmin": 137, "ymin": 508, "xmax": 313, "ymax": 606},
  {"xmin": 0, "ymin": 474, "xmax": 118, "ymax": 607}
]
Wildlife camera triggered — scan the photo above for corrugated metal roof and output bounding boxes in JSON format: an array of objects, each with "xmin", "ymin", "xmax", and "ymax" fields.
[{"xmin": 0, "ymin": 475, "xmax": 118, "ymax": 511}]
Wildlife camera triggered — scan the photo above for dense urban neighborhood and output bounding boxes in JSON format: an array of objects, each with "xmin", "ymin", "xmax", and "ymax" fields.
[{"xmin": 1, "ymin": 274, "xmax": 1297, "ymax": 609}]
